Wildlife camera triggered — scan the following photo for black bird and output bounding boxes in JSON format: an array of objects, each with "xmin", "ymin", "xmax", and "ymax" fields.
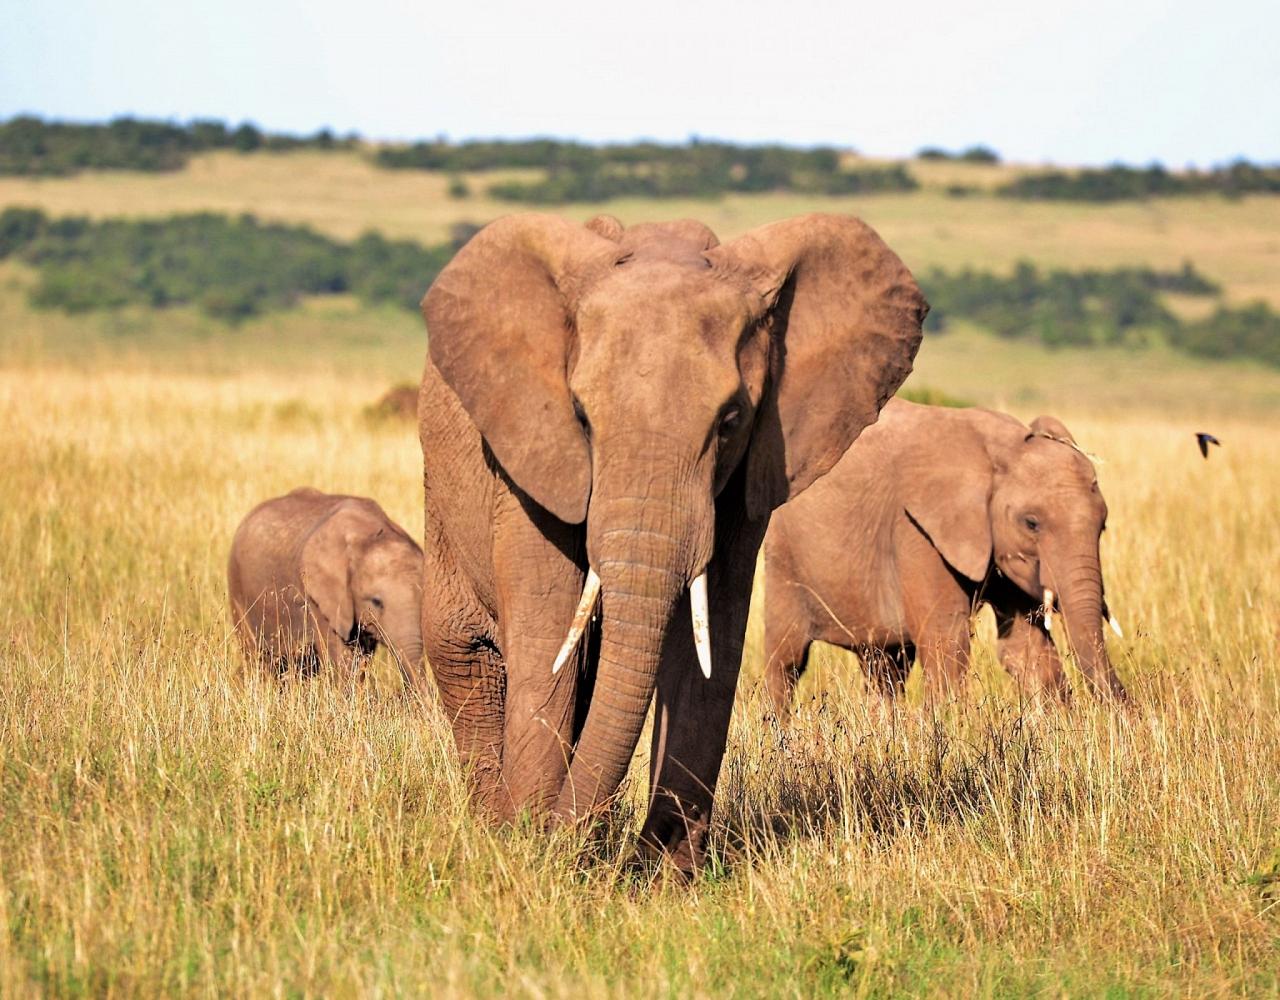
[{"xmin": 1195, "ymin": 432, "xmax": 1221, "ymax": 459}]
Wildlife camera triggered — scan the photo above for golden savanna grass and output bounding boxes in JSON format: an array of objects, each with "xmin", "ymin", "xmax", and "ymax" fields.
[
  {"xmin": 2, "ymin": 152, "xmax": 1280, "ymax": 994},
  {"xmin": 2, "ymin": 335, "xmax": 1279, "ymax": 995}
]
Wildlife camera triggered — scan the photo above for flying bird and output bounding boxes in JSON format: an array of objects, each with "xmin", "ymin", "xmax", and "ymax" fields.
[{"xmin": 1195, "ymin": 432, "xmax": 1221, "ymax": 459}]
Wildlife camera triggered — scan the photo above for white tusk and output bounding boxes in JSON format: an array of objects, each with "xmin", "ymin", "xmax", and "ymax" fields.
[
  {"xmin": 551, "ymin": 569, "xmax": 601, "ymax": 675},
  {"xmin": 1043, "ymin": 588, "xmax": 1055, "ymax": 634},
  {"xmin": 1108, "ymin": 614, "xmax": 1123, "ymax": 638},
  {"xmin": 690, "ymin": 572, "xmax": 712, "ymax": 679}
]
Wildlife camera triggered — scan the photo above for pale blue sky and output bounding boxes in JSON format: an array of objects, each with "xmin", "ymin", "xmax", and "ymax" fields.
[{"xmin": 2, "ymin": 0, "xmax": 1276, "ymax": 166}]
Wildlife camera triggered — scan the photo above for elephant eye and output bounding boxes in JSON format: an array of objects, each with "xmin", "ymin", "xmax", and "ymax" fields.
[
  {"xmin": 1023, "ymin": 515, "xmax": 1040, "ymax": 533},
  {"xmin": 572, "ymin": 395, "xmax": 591, "ymax": 438},
  {"xmin": 719, "ymin": 406, "xmax": 741, "ymax": 436},
  {"xmin": 369, "ymin": 596, "xmax": 384, "ymax": 610}
]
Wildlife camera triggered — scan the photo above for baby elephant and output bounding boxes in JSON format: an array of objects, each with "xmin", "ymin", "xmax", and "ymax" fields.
[
  {"xmin": 228, "ymin": 488, "xmax": 425, "ymax": 687},
  {"xmin": 763, "ymin": 399, "xmax": 1127, "ymax": 716}
]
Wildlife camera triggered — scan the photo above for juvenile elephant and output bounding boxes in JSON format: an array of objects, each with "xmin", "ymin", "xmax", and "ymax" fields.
[
  {"xmin": 763, "ymin": 399, "xmax": 1127, "ymax": 717},
  {"xmin": 418, "ymin": 212, "xmax": 927, "ymax": 874},
  {"xmin": 228, "ymin": 488, "xmax": 425, "ymax": 688}
]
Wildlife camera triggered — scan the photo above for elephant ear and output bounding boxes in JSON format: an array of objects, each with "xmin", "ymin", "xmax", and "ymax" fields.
[
  {"xmin": 300, "ymin": 506, "xmax": 372, "ymax": 641},
  {"xmin": 422, "ymin": 214, "xmax": 623, "ymax": 524},
  {"xmin": 1028, "ymin": 414, "xmax": 1076, "ymax": 444},
  {"xmin": 584, "ymin": 214, "xmax": 625, "ymax": 241},
  {"xmin": 707, "ymin": 214, "xmax": 928, "ymax": 519},
  {"xmin": 897, "ymin": 409, "xmax": 995, "ymax": 582}
]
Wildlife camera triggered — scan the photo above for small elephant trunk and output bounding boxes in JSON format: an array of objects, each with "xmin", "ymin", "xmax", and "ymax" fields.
[
  {"xmin": 379, "ymin": 615, "xmax": 426, "ymax": 693},
  {"xmin": 391, "ymin": 635, "xmax": 426, "ymax": 692},
  {"xmin": 1051, "ymin": 550, "xmax": 1127, "ymax": 700}
]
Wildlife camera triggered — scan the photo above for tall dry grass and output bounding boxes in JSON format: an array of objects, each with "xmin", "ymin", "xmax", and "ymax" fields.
[{"xmin": 1, "ymin": 358, "xmax": 1278, "ymax": 996}]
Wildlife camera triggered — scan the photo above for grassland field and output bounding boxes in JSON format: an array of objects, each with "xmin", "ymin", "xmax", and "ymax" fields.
[{"xmin": 1, "ymin": 149, "xmax": 1279, "ymax": 996}]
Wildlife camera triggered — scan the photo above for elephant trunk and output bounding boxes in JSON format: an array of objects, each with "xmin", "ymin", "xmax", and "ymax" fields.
[
  {"xmin": 380, "ymin": 612, "xmax": 426, "ymax": 692},
  {"xmin": 552, "ymin": 462, "xmax": 711, "ymax": 823},
  {"xmin": 392, "ymin": 635, "xmax": 426, "ymax": 692},
  {"xmin": 1048, "ymin": 547, "xmax": 1127, "ymax": 700}
]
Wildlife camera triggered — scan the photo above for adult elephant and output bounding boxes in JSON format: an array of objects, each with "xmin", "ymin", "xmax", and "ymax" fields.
[
  {"xmin": 418, "ymin": 212, "xmax": 928, "ymax": 874},
  {"xmin": 763, "ymin": 399, "xmax": 1128, "ymax": 718}
]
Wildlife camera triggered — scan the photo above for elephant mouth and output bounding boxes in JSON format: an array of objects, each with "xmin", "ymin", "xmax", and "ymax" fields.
[
  {"xmin": 995, "ymin": 551, "xmax": 1036, "ymax": 587},
  {"xmin": 551, "ymin": 566, "xmax": 713, "ymax": 678},
  {"xmin": 1040, "ymin": 587, "xmax": 1122, "ymax": 637},
  {"xmin": 347, "ymin": 623, "xmax": 379, "ymax": 656}
]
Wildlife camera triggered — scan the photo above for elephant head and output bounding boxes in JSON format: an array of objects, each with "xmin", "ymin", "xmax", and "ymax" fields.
[
  {"xmin": 900, "ymin": 408, "xmax": 1125, "ymax": 699},
  {"xmin": 423, "ymin": 212, "xmax": 927, "ymax": 818},
  {"xmin": 301, "ymin": 505, "xmax": 426, "ymax": 688}
]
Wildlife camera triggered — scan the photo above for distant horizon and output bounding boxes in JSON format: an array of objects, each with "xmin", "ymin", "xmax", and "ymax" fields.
[
  {"xmin": 6, "ymin": 0, "xmax": 1279, "ymax": 171},
  {"xmin": 2, "ymin": 110, "xmax": 1272, "ymax": 172}
]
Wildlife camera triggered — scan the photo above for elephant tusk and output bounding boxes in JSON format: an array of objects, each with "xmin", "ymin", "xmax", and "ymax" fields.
[
  {"xmin": 1102, "ymin": 598, "xmax": 1123, "ymax": 638},
  {"xmin": 690, "ymin": 572, "xmax": 712, "ymax": 679},
  {"xmin": 1042, "ymin": 588, "xmax": 1055, "ymax": 634},
  {"xmin": 551, "ymin": 569, "xmax": 601, "ymax": 675}
]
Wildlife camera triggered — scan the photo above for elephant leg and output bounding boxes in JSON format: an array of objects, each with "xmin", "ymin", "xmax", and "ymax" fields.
[
  {"xmin": 422, "ymin": 544, "xmax": 510, "ymax": 820},
  {"xmin": 993, "ymin": 604, "xmax": 1069, "ymax": 704},
  {"xmin": 492, "ymin": 484, "xmax": 588, "ymax": 817},
  {"xmin": 638, "ymin": 495, "xmax": 767, "ymax": 877},
  {"xmin": 862, "ymin": 642, "xmax": 913, "ymax": 700},
  {"xmin": 229, "ymin": 596, "xmax": 257, "ymax": 665},
  {"xmin": 293, "ymin": 644, "xmax": 321, "ymax": 678},
  {"xmin": 762, "ymin": 619, "xmax": 811, "ymax": 723},
  {"xmin": 914, "ymin": 618, "xmax": 971, "ymax": 703},
  {"xmin": 896, "ymin": 522, "xmax": 972, "ymax": 702},
  {"xmin": 240, "ymin": 599, "xmax": 289, "ymax": 678},
  {"xmin": 236, "ymin": 618, "xmax": 272, "ymax": 677},
  {"xmin": 901, "ymin": 573, "xmax": 967, "ymax": 696}
]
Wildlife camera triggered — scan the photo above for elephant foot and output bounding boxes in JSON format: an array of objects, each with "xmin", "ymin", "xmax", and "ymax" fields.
[
  {"xmin": 461, "ymin": 761, "xmax": 514, "ymax": 823},
  {"xmin": 1089, "ymin": 679, "xmax": 1133, "ymax": 709},
  {"xmin": 625, "ymin": 844, "xmax": 694, "ymax": 888},
  {"xmin": 635, "ymin": 801, "xmax": 710, "ymax": 882}
]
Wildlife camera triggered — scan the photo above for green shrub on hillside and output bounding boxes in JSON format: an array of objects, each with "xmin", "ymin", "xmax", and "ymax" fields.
[
  {"xmin": 923, "ymin": 261, "xmax": 1220, "ymax": 346},
  {"xmin": 920, "ymin": 258, "xmax": 1280, "ymax": 367},
  {"xmin": 1173, "ymin": 303, "xmax": 1280, "ymax": 367},
  {"xmin": 917, "ymin": 145, "xmax": 1001, "ymax": 163},
  {"xmin": 485, "ymin": 161, "xmax": 917, "ymax": 203},
  {"xmin": 998, "ymin": 161, "xmax": 1280, "ymax": 201},
  {"xmin": 0, "ymin": 116, "xmax": 358, "ymax": 176},
  {"xmin": 378, "ymin": 137, "xmax": 917, "ymax": 202},
  {"xmin": 345, "ymin": 232, "xmax": 453, "ymax": 312},
  {"xmin": 0, "ymin": 206, "xmax": 45, "ymax": 256},
  {"xmin": 375, "ymin": 138, "xmax": 843, "ymax": 177},
  {"xmin": 0, "ymin": 208, "xmax": 448, "ymax": 321},
  {"xmin": 19, "ymin": 213, "xmax": 347, "ymax": 319},
  {"xmin": 376, "ymin": 137, "xmax": 599, "ymax": 172},
  {"xmin": 812, "ymin": 165, "xmax": 919, "ymax": 196},
  {"xmin": 1, "ymin": 206, "xmax": 1275, "ymax": 369}
]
